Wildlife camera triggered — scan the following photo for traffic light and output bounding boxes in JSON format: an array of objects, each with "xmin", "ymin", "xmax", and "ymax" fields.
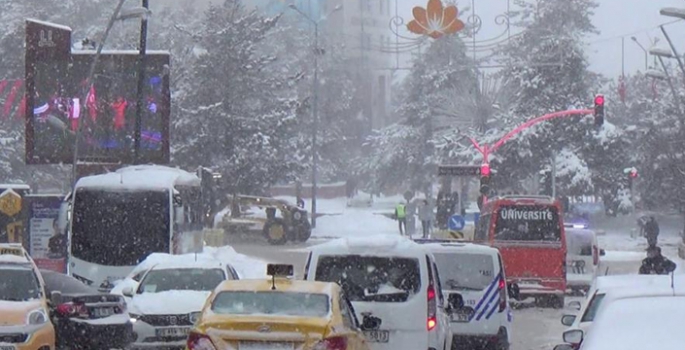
[
  {"xmin": 479, "ymin": 163, "xmax": 491, "ymax": 195},
  {"xmin": 594, "ymin": 94, "xmax": 605, "ymax": 126}
]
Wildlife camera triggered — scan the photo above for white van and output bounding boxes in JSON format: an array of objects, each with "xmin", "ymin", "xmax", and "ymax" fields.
[
  {"xmin": 564, "ymin": 225, "xmax": 604, "ymax": 295},
  {"xmin": 304, "ymin": 235, "xmax": 452, "ymax": 350},
  {"xmin": 415, "ymin": 239, "xmax": 514, "ymax": 350}
]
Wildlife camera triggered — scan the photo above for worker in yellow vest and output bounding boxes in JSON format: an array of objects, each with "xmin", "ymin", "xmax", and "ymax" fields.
[{"xmin": 395, "ymin": 201, "xmax": 407, "ymax": 235}]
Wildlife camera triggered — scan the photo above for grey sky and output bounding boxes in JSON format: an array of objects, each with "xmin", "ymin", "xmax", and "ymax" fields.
[{"xmin": 394, "ymin": 0, "xmax": 685, "ymax": 78}]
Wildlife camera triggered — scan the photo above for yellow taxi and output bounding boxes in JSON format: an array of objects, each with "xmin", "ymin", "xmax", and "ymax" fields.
[
  {"xmin": 185, "ymin": 264, "xmax": 371, "ymax": 350},
  {"xmin": 0, "ymin": 244, "xmax": 55, "ymax": 350}
]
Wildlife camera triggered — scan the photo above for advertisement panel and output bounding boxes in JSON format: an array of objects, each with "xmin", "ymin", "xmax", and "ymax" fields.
[
  {"xmin": 25, "ymin": 19, "xmax": 171, "ymax": 165},
  {"xmin": 27, "ymin": 195, "xmax": 66, "ymax": 273}
]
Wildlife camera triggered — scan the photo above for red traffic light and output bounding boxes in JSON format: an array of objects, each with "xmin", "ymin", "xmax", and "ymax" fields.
[
  {"xmin": 594, "ymin": 95, "xmax": 605, "ymax": 106},
  {"xmin": 480, "ymin": 163, "xmax": 491, "ymax": 177}
]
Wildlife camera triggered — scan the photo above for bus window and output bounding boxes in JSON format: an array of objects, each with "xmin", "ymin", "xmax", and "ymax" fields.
[{"xmin": 494, "ymin": 205, "xmax": 561, "ymax": 242}]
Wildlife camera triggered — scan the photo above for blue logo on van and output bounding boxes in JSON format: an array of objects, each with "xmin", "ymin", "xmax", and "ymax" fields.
[{"xmin": 470, "ymin": 273, "xmax": 503, "ymax": 321}]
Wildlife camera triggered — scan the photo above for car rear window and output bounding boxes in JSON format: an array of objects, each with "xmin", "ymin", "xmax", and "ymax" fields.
[
  {"xmin": 211, "ymin": 291, "xmax": 329, "ymax": 317},
  {"xmin": 566, "ymin": 230, "xmax": 594, "ymax": 256},
  {"xmin": 315, "ymin": 255, "xmax": 421, "ymax": 303},
  {"xmin": 433, "ymin": 253, "xmax": 496, "ymax": 291},
  {"xmin": 494, "ymin": 205, "xmax": 562, "ymax": 242}
]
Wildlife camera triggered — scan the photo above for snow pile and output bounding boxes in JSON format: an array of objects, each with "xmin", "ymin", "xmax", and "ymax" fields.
[
  {"xmin": 313, "ymin": 210, "xmax": 399, "ymax": 238},
  {"xmin": 111, "ymin": 245, "xmax": 267, "ymax": 296}
]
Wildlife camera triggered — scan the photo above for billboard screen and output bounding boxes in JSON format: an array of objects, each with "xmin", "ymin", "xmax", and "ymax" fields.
[{"xmin": 26, "ymin": 51, "xmax": 170, "ymax": 164}]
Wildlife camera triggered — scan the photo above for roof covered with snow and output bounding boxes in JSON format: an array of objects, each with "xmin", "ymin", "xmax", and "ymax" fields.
[
  {"xmin": 593, "ymin": 274, "xmax": 685, "ymax": 293},
  {"xmin": 75, "ymin": 165, "xmax": 200, "ymax": 191},
  {"xmin": 149, "ymin": 259, "xmax": 226, "ymax": 271},
  {"xmin": 71, "ymin": 49, "xmax": 170, "ymax": 56},
  {"xmin": 25, "ymin": 18, "xmax": 72, "ymax": 31},
  {"xmin": 309, "ymin": 234, "xmax": 428, "ymax": 257},
  {"xmin": 417, "ymin": 240, "xmax": 499, "ymax": 255},
  {"xmin": 582, "ymin": 294, "xmax": 685, "ymax": 350},
  {"xmin": 0, "ymin": 184, "xmax": 30, "ymax": 190}
]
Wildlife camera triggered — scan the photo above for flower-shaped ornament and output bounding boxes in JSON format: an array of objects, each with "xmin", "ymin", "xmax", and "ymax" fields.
[{"xmin": 407, "ymin": 0, "xmax": 465, "ymax": 39}]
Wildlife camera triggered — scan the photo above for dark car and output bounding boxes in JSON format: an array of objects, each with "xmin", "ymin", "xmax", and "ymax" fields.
[{"xmin": 40, "ymin": 269, "xmax": 134, "ymax": 350}]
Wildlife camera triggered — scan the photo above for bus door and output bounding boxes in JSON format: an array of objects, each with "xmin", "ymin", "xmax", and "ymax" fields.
[{"xmin": 488, "ymin": 202, "xmax": 566, "ymax": 297}]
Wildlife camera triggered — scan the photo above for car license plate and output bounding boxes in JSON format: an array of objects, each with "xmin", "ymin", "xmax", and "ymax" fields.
[
  {"xmin": 155, "ymin": 327, "xmax": 191, "ymax": 338},
  {"xmin": 451, "ymin": 311, "xmax": 472, "ymax": 322},
  {"xmin": 363, "ymin": 330, "xmax": 390, "ymax": 343},
  {"xmin": 239, "ymin": 341, "xmax": 294, "ymax": 350},
  {"xmin": 92, "ymin": 307, "xmax": 115, "ymax": 318}
]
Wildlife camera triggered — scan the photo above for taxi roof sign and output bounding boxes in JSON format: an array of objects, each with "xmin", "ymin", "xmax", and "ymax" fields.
[
  {"xmin": 267, "ymin": 264, "xmax": 294, "ymax": 277},
  {"xmin": 0, "ymin": 246, "xmax": 24, "ymax": 256}
]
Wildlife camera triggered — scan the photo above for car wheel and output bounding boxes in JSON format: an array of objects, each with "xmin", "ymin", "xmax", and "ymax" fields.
[
  {"xmin": 263, "ymin": 219, "xmax": 288, "ymax": 245},
  {"xmin": 295, "ymin": 221, "xmax": 312, "ymax": 242},
  {"xmin": 552, "ymin": 295, "xmax": 565, "ymax": 309}
]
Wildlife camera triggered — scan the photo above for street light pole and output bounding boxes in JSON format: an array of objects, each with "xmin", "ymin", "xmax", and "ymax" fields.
[
  {"xmin": 631, "ymin": 37, "xmax": 648, "ymax": 71},
  {"xmin": 659, "ymin": 25, "xmax": 685, "ymax": 79},
  {"xmin": 71, "ymin": 0, "xmax": 128, "ymax": 186},
  {"xmin": 311, "ymin": 22, "xmax": 319, "ymax": 228},
  {"xmin": 133, "ymin": 0, "xmax": 149, "ymax": 165}
]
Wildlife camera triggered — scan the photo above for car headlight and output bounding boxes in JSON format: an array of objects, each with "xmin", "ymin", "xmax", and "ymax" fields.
[
  {"xmin": 129, "ymin": 313, "xmax": 141, "ymax": 323},
  {"xmin": 189, "ymin": 311, "xmax": 201, "ymax": 325},
  {"xmin": 27, "ymin": 309, "xmax": 48, "ymax": 325}
]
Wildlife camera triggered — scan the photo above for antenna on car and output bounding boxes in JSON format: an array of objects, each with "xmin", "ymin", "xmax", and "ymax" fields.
[{"xmin": 604, "ymin": 266, "xmax": 610, "ymax": 276}]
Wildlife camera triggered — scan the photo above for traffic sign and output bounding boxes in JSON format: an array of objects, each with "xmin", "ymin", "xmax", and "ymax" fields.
[
  {"xmin": 0, "ymin": 190, "xmax": 22, "ymax": 217},
  {"xmin": 438, "ymin": 165, "xmax": 481, "ymax": 177},
  {"xmin": 448, "ymin": 215, "xmax": 466, "ymax": 231}
]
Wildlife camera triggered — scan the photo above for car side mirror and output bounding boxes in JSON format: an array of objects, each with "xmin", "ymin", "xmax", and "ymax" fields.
[
  {"xmin": 50, "ymin": 291, "xmax": 63, "ymax": 306},
  {"xmin": 553, "ymin": 344, "xmax": 575, "ymax": 350},
  {"xmin": 447, "ymin": 293, "xmax": 464, "ymax": 312},
  {"xmin": 507, "ymin": 283, "xmax": 520, "ymax": 300},
  {"xmin": 561, "ymin": 314, "xmax": 576, "ymax": 326},
  {"xmin": 360, "ymin": 314, "xmax": 382, "ymax": 331},
  {"xmin": 600, "ymin": 249, "xmax": 606, "ymax": 256},
  {"xmin": 122, "ymin": 286, "xmax": 134, "ymax": 298},
  {"xmin": 567, "ymin": 301, "xmax": 581, "ymax": 311},
  {"xmin": 562, "ymin": 329, "xmax": 584, "ymax": 344}
]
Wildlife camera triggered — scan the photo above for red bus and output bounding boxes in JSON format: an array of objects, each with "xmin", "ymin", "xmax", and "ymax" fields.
[{"xmin": 474, "ymin": 195, "xmax": 567, "ymax": 308}]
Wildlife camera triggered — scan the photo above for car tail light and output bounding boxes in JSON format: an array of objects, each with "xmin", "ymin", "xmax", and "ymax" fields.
[
  {"xmin": 427, "ymin": 284, "xmax": 437, "ymax": 331},
  {"xmin": 56, "ymin": 302, "xmax": 88, "ymax": 318},
  {"xmin": 187, "ymin": 332, "xmax": 216, "ymax": 350},
  {"xmin": 498, "ymin": 277, "xmax": 507, "ymax": 312},
  {"xmin": 313, "ymin": 336, "xmax": 347, "ymax": 350},
  {"xmin": 592, "ymin": 246, "xmax": 599, "ymax": 266}
]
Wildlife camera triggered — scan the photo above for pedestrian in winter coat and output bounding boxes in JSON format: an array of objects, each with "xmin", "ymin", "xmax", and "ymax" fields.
[
  {"xmin": 639, "ymin": 246, "xmax": 676, "ymax": 275},
  {"xmin": 395, "ymin": 202, "xmax": 407, "ymax": 235},
  {"xmin": 645, "ymin": 216, "xmax": 660, "ymax": 248},
  {"xmin": 418, "ymin": 200, "xmax": 433, "ymax": 238}
]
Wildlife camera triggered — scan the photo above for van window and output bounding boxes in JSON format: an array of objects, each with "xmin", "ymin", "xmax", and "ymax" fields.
[
  {"xmin": 494, "ymin": 205, "xmax": 561, "ymax": 241},
  {"xmin": 580, "ymin": 292, "xmax": 606, "ymax": 322},
  {"xmin": 433, "ymin": 253, "xmax": 496, "ymax": 291},
  {"xmin": 566, "ymin": 230, "xmax": 594, "ymax": 256},
  {"xmin": 315, "ymin": 255, "xmax": 421, "ymax": 303}
]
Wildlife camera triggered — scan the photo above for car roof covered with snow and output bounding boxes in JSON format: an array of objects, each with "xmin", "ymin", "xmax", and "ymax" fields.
[
  {"xmin": 216, "ymin": 278, "xmax": 338, "ymax": 295},
  {"xmin": 308, "ymin": 234, "xmax": 429, "ymax": 258},
  {"xmin": 149, "ymin": 259, "xmax": 227, "ymax": 271},
  {"xmin": 581, "ymin": 292, "xmax": 685, "ymax": 350},
  {"xmin": 0, "ymin": 244, "xmax": 34, "ymax": 266},
  {"xmin": 414, "ymin": 239, "xmax": 500, "ymax": 255},
  {"xmin": 75, "ymin": 165, "xmax": 200, "ymax": 191},
  {"xmin": 0, "ymin": 183, "xmax": 30, "ymax": 190},
  {"xmin": 592, "ymin": 274, "xmax": 685, "ymax": 293}
]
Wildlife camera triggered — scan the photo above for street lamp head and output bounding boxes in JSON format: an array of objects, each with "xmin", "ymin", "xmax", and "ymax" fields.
[
  {"xmin": 288, "ymin": 4, "xmax": 296, "ymax": 9},
  {"xmin": 646, "ymin": 69, "xmax": 667, "ymax": 80},
  {"xmin": 117, "ymin": 6, "xmax": 152, "ymax": 21},
  {"xmin": 631, "ymin": 36, "xmax": 638, "ymax": 42},
  {"xmin": 660, "ymin": 7, "xmax": 685, "ymax": 20},
  {"xmin": 650, "ymin": 47, "xmax": 674, "ymax": 58}
]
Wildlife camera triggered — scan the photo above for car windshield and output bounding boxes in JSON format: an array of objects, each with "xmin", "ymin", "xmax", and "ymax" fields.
[
  {"xmin": 433, "ymin": 253, "xmax": 496, "ymax": 291},
  {"xmin": 314, "ymin": 255, "xmax": 421, "ymax": 302},
  {"xmin": 494, "ymin": 205, "xmax": 562, "ymax": 242},
  {"xmin": 211, "ymin": 291, "xmax": 329, "ymax": 317},
  {"xmin": 0, "ymin": 268, "xmax": 42, "ymax": 301},
  {"xmin": 138, "ymin": 268, "xmax": 225, "ymax": 293},
  {"xmin": 581, "ymin": 292, "xmax": 606, "ymax": 323}
]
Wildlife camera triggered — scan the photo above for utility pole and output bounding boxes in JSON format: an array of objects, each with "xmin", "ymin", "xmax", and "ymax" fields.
[
  {"xmin": 660, "ymin": 25, "xmax": 685, "ymax": 80},
  {"xmin": 311, "ymin": 22, "xmax": 319, "ymax": 228},
  {"xmin": 133, "ymin": 0, "xmax": 149, "ymax": 164}
]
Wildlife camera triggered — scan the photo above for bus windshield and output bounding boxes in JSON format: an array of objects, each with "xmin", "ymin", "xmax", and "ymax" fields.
[
  {"xmin": 494, "ymin": 205, "xmax": 562, "ymax": 242},
  {"xmin": 71, "ymin": 188, "xmax": 170, "ymax": 266}
]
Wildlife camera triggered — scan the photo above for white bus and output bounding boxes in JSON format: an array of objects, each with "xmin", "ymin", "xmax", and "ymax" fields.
[{"xmin": 67, "ymin": 165, "xmax": 204, "ymax": 291}]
